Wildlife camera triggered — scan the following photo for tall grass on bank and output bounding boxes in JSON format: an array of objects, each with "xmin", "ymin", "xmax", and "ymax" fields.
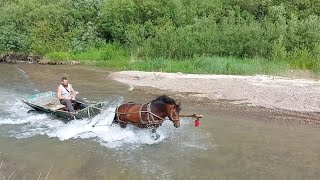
[
  {"xmin": 128, "ymin": 57, "xmax": 291, "ymax": 75},
  {"xmin": 46, "ymin": 44, "xmax": 128, "ymax": 68},
  {"xmin": 45, "ymin": 44, "xmax": 297, "ymax": 75}
]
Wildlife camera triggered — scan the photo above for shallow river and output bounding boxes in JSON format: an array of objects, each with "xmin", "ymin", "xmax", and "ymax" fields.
[{"xmin": 0, "ymin": 64, "xmax": 319, "ymax": 180}]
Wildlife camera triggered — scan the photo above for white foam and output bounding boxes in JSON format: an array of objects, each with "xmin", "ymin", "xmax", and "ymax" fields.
[
  {"xmin": 0, "ymin": 114, "xmax": 49, "ymax": 125},
  {"xmin": 0, "ymin": 96, "xmax": 214, "ymax": 180},
  {"xmin": 0, "ymin": 97, "xmax": 212, "ymax": 156},
  {"xmin": 0, "ymin": 99, "xmax": 172, "ymax": 148}
]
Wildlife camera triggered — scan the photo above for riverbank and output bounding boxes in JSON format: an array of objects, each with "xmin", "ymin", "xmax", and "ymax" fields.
[
  {"xmin": 109, "ymin": 71, "xmax": 320, "ymax": 124},
  {"xmin": 3, "ymin": 52, "xmax": 318, "ymax": 76},
  {"xmin": 44, "ymin": 48, "xmax": 320, "ymax": 75},
  {"xmin": 3, "ymin": 42, "xmax": 320, "ymax": 75}
]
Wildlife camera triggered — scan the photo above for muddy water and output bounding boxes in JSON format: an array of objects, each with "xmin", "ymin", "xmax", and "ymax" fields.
[{"xmin": 0, "ymin": 64, "xmax": 320, "ymax": 180}]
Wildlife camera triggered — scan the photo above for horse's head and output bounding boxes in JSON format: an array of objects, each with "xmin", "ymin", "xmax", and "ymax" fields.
[
  {"xmin": 154, "ymin": 95, "xmax": 182, "ymax": 128},
  {"xmin": 168, "ymin": 102, "xmax": 181, "ymax": 128}
]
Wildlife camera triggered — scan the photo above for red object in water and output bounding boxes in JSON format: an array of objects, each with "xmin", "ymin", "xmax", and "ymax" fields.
[{"xmin": 194, "ymin": 119, "xmax": 200, "ymax": 127}]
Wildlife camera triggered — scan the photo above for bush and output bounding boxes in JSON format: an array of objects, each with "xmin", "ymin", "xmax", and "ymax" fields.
[
  {"xmin": 288, "ymin": 48, "xmax": 316, "ymax": 70},
  {"xmin": 1, "ymin": 0, "xmax": 320, "ymax": 72}
]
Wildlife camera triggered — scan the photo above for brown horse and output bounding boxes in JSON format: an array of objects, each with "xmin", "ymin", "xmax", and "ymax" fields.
[{"xmin": 113, "ymin": 95, "xmax": 181, "ymax": 129}]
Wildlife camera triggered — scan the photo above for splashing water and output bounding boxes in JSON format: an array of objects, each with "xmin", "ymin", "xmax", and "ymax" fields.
[
  {"xmin": 0, "ymin": 65, "xmax": 215, "ymax": 180},
  {"xmin": 0, "ymin": 97, "xmax": 196, "ymax": 148},
  {"xmin": 0, "ymin": 97, "xmax": 213, "ymax": 179}
]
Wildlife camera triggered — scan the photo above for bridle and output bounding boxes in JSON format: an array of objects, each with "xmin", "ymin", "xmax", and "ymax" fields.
[{"xmin": 168, "ymin": 106, "xmax": 180, "ymax": 123}]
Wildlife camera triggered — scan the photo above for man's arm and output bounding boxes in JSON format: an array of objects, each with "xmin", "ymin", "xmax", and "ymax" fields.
[
  {"xmin": 70, "ymin": 84, "xmax": 76, "ymax": 99},
  {"xmin": 57, "ymin": 86, "xmax": 64, "ymax": 100}
]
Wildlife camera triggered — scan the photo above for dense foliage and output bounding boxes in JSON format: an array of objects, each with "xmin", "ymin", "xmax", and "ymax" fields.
[{"xmin": 1, "ymin": 0, "xmax": 320, "ymax": 71}]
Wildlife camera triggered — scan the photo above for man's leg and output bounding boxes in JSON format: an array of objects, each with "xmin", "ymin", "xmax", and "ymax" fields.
[
  {"xmin": 75, "ymin": 96, "xmax": 88, "ymax": 107},
  {"xmin": 60, "ymin": 99, "xmax": 75, "ymax": 112}
]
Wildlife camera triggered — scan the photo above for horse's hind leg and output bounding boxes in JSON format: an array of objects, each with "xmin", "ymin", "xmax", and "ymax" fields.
[
  {"xmin": 112, "ymin": 114, "xmax": 118, "ymax": 124},
  {"xmin": 113, "ymin": 113, "xmax": 127, "ymax": 128}
]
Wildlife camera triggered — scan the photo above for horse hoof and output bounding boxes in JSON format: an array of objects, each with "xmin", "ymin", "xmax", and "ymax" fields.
[
  {"xmin": 152, "ymin": 133, "xmax": 160, "ymax": 140},
  {"xmin": 120, "ymin": 123, "xmax": 127, "ymax": 129}
]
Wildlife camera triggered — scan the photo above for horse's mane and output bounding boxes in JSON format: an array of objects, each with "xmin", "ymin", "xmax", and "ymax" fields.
[
  {"xmin": 153, "ymin": 95, "xmax": 176, "ymax": 105},
  {"xmin": 151, "ymin": 95, "xmax": 181, "ymax": 113}
]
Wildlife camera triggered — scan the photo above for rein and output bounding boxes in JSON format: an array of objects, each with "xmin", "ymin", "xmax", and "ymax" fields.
[{"xmin": 169, "ymin": 108, "xmax": 180, "ymax": 122}]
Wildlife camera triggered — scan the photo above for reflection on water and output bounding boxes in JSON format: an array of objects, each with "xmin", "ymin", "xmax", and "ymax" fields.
[{"xmin": 0, "ymin": 64, "xmax": 320, "ymax": 179}]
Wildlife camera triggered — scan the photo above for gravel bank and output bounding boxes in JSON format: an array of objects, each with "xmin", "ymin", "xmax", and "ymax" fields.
[{"xmin": 109, "ymin": 71, "xmax": 320, "ymax": 113}]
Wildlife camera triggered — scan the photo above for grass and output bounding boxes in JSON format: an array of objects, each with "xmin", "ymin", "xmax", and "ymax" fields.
[
  {"xmin": 46, "ymin": 44, "xmax": 128, "ymax": 68},
  {"xmin": 45, "ymin": 44, "xmax": 320, "ymax": 75},
  {"xmin": 127, "ymin": 57, "xmax": 290, "ymax": 75}
]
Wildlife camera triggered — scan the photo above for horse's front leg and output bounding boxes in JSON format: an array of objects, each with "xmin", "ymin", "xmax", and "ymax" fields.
[
  {"xmin": 150, "ymin": 127, "xmax": 160, "ymax": 140},
  {"xmin": 120, "ymin": 123, "xmax": 127, "ymax": 129}
]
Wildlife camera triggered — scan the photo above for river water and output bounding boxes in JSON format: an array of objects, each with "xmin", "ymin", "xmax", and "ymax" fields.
[{"xmin": 0, "ymin": 64, "xmax": 319, "ymax": 180}]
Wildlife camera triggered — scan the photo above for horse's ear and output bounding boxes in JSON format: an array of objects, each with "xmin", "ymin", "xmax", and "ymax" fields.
[{"xmin": 177, "ymin": 102, "xmax": 182, "ymax": 112}]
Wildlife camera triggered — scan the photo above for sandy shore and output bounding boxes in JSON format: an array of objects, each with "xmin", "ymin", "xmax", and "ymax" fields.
[{"xmin": 109, "ymin": 71, "xmax": 320, "ymax": 113}]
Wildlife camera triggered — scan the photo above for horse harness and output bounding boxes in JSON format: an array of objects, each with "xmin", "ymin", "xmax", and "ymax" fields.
[{"xmin": 115, "ymin": 102, "xmax": 179, "ymax": 127}]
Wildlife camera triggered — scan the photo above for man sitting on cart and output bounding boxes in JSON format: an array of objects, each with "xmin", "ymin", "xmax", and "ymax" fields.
[{"xmin": 57, "ymin": 77, "xmax": 88, "ymax": 113}]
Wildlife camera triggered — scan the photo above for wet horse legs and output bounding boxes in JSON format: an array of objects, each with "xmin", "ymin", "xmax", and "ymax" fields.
[
  {"xmin": 113, "ymin": 114, "xmax": 128, "ymax": 129},
  {"xmin": 151, "ymin": 127, "xmax": 160, "ymax": 140}
]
